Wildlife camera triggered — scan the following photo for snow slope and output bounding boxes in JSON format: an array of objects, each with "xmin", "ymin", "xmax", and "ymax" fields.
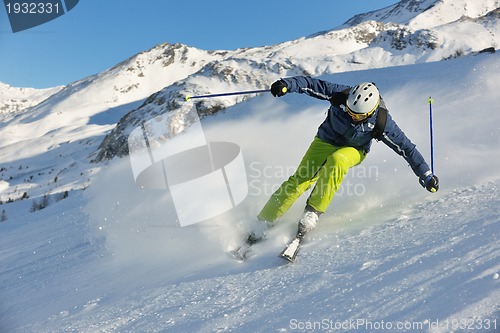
[{"xmin": 1, "ymin": 51, "xmax": 499, "ymax": 332}]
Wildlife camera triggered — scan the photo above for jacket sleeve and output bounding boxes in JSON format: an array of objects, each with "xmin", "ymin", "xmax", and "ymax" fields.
[
  {"xmin": 281, "ymin": 76, "xmax": 350, "ymax": 101},
  {"xmin": 381, "ymin": 113, "xmax": 431, "ymax": 179}
]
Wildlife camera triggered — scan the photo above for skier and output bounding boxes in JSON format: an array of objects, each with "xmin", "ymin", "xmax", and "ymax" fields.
[{"xmin": 246, "ymin": 76, "xmax": 439, "ymax": 247}]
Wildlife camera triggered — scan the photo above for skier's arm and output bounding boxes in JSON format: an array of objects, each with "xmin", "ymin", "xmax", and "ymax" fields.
[
  {"xmin": 275, "ymin": 76, "xmax": 350, "ymax": 101},
  {"xmin": 381, "ymin": 113, "xmax": 432, "ymax": 180}
]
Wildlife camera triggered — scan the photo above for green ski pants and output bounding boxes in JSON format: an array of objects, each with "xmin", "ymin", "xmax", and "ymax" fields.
[{"xmin": 258, "ymin": 136, "xmax": 366, "ymax": 222}]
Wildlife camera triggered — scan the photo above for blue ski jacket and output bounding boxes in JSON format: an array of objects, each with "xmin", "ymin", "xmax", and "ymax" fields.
[{"xmin": 280, "ymin": 76, "xmax": 431, "ymax": 179}]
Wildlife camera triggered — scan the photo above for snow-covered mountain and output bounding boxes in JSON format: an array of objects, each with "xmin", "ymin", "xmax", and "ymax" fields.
[
  {"xmin": 0, "ymin": 0, "xmax": 499, "ymax": 331},
  {"xmin": 345, "ymin": 0, "xmax": 499, "ymax": 27},
  {"xmin": 0, "ymin": 82, "xmax": 62, "ymax": 119},
  {"xmin": 93, "ymin": 0, "xmax": 499, "ymax": 162},
  {"xmin": 0, "ymin": 43, "xmax": 224, "ymax": 203}
]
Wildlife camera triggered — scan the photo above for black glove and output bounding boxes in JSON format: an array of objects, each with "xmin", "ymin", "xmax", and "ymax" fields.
[
  {"xmin": 420, "ymin": 174, "xmax": 439, "ymax": 193},
  {"xmin": 270, "ymin": 80, "xmax": 288, "ymax": 97}
]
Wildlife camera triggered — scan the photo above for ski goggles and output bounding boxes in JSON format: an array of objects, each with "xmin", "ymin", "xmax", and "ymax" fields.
[{"xmin": 346, "ymin": 105, "xmax": 377, "ymax": 122}]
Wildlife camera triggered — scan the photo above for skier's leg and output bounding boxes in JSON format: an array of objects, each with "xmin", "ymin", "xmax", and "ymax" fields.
[
  {"xmin": 257, "ymin": 136, "xmax": 335, "ymax": 222},
  {"xmin": 306, "ymin": 146, "xmax": 366, "ymax": 214}
]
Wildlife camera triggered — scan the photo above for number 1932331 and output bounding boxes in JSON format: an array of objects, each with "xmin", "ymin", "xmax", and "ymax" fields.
[{"xmin": 5, "ymin": 2, "xmax": 61, "ymax": 14}]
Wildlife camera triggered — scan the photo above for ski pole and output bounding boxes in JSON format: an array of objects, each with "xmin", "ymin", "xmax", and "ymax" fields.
[
  {"xmin": 428, "ymin": 97, "xmax": 435, "ymax": 174},
  {"xmin": 185, "ymin": 89, "xmax": 270, "ymax": 101}
]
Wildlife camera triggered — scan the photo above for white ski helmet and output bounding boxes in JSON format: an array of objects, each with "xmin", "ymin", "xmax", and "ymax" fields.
[{"xmin": 346, "ymin": 82, "xmax": 380, "ymax": 115}]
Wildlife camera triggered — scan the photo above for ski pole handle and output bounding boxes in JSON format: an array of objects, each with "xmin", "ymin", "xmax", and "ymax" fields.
[{"xmin": 185, "ymin": 89, "xmax": 270, "ymax": 101}]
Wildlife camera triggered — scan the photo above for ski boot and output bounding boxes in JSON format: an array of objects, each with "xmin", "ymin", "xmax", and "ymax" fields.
[{"xmin": 280, "ymin": 208, "xmax": 320, "ymax": 262}]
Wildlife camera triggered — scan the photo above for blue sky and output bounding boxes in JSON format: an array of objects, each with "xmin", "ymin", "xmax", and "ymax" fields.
[{"xmin": 0, "ymin": 0, "xmax": 399, "ymax": 89}]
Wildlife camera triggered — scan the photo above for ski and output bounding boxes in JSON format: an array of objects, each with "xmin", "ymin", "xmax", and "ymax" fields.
[
  {"xmin": 279, "ymin": 234, "xmax": 304, "ymax": 263},
  {"xmin": 229, "ymin": 229, "xmax": 267, "ymax": 262},
  {"xmin": 230, "ymin": 242, "xmax": 252, "ymax": 262},
  {"xmin": 229, "ymin": 227, "xmax": 306, "ymax": 263}
]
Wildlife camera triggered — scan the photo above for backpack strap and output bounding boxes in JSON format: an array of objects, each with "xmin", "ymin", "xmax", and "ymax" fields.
[{"xmin": 373, "ymin": 107, "xmax": 388, "ymax": 140}]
